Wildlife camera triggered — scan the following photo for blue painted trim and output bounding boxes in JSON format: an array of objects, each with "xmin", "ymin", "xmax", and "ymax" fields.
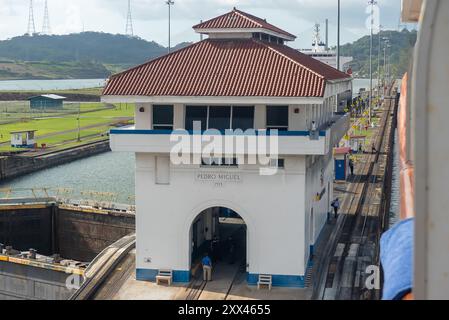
[
  {"xmin": 247, "ymin": 273, "xmax": 305, "ymax": 288},
  {"xmin": 136, "ymin": 268, "xmax": 190, "ymax": 283},
  {"xmin": 110, "ymin": 129, "xmax": 326, "ymax": 137},
  {"xmin": 136, "ymin": 268, "xmax": 158, "ymax": 281},
  {"xmin": 11, "ymin": 144, "xmax": 35, "ymax": 149},
  {"xmin": 173, "ymin": 270, "xmax": 191, "ymax": 283}
]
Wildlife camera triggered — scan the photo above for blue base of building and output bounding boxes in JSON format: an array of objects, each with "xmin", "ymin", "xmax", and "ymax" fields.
[
  {"xmin": 247, "ymin": 273, "xmax": 305, "ymax": 288},
  {"xmin": 137, "ymin": 268, "xmax": 305, "ymax": 288},
  {"xmin": 136, "ymin": 269, "xmax": 191, "ymax": 283}
]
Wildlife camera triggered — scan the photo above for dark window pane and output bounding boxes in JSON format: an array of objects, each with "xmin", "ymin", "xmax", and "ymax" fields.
[
  {"xmin": 153, "ymin": 126, "xmax": 173, "ymax": 131},
  {"xmin": 153, "ymin": 105, "xmax": 173, "ymax": 126},
  {"xmin": 267, "ymin": 106, "xmax": 288, "ymax": 127},
  {"xmin": 232, "ymin": 107, "xmax": 254, "ymax": 130},
  {"xmin": 278, "ymin": 159, "xmax": 285, "ymax": 168},
  {"xmin": 185, "ymin": 106, "xmax": 207, "ymax": 131},
  {"xmin": 209, "ymin": 106, "xmax": 231, "ymax": 131}
]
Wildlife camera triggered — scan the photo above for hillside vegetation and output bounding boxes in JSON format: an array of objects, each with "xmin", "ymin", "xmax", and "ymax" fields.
[
  {"xmin": 0, "ymin": 32, "xmax": 189, "ymax": 80},
  {"xmin": 340, "ymin": 29, "xmax": 417, "ymax": 78}
]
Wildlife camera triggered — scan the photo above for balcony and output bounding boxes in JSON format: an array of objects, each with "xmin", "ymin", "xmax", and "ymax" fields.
[{"xmin": 110, "ymin": 113, "xmax": 350, "ymax": 156}]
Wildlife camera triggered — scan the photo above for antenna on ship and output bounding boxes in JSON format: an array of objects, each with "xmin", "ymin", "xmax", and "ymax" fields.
[
  {"xmin": 126, "ymin": 0, "xmax": 134, "ymax": 37},
  {"xmin": 27, "ymin": 0, "xmax": 36, "ymax": 36},
  {"xmin": 42, "ymin": 0, "xmax": 51, "ymax": 35}
]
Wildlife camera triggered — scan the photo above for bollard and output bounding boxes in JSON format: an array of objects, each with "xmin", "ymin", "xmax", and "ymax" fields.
[{"xmin": 29, "ymin": 249, "xmax": 37, "ymax": 259}]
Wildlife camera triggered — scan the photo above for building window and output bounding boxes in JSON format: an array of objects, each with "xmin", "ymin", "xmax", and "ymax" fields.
[
  {"xmin": 232, "ymin": 107, "xmax": 255, "ymax": 131},
  {"xmin": 269, "ymin": 158, "xmax": 285, "ymax": 169},
  {"xmin": 266, "ymin": 106, "xmax": 289, "ymax": 131},
  {"xmin": 186, "ymin": 106, "xmax": 255, "ymax": 131},
  {"xmin": 153, "ymin": 105, "xmax": 173, "ymax": 130},
  {"xmin": 209, "ymin": 106, "xmax": 231, "ymax": 131},
  {"xmin": 185, "ymin": 106, "xmax": 208, "ymax": 131},
  {"xmin": 201, "ymin": 158, "xmax": 238, "ymax": 167}
]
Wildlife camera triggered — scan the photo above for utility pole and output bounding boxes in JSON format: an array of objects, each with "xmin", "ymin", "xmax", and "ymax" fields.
[
  {"xmin": 166, "ymin": 0, "xmax": 175, "ymax": 53},
  {"xmin": 368, "ymin": 0, "xmax": 377, "ymax": 125},
  {"xmin": 27, "ymin": 0, "xmax": 36, "ymax": 36},
  {"xmin": 337, "ymin": 0, "xmax": 341, "ymax": 71},
  {"xmin": 42, "ymin": 0, "xmax": 51, "ymax": 35}
]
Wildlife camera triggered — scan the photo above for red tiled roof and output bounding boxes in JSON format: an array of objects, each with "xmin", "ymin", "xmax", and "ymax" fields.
[
  {"xmin": 193, "ymin": 8, "xmax": 296, "ymax": 40},
  {"xmin": 103, "ymin": 39, "xmax": 351, "ymax": 98}
]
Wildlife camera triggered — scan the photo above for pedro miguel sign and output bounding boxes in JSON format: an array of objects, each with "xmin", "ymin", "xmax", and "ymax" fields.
[{"xmin": 196, "ymin": 172, "xmax": 242, "ymax": 185}]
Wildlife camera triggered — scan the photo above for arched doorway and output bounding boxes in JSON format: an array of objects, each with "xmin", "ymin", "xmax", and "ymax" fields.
[{"xmin": 189, "ymin": 207, "xmax": 248, "ymax": 279}]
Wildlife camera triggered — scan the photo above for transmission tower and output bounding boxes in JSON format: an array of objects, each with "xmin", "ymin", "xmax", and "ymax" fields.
[
  {"xmin": 27, "ymin": 0, "xmax": 36, "ymax": 36},
  {"xmin": 42, "ymin": 0, "xmax": 51, "ymax": 35},
  {"xmin": 125, "ymin": 0, "xmax": 134, "ymax": 37}
]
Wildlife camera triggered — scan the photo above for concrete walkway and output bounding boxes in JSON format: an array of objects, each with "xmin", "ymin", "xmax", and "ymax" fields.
[{"xmin": 198, "ymin": 262, "xmax": 241, "ymax": 300}]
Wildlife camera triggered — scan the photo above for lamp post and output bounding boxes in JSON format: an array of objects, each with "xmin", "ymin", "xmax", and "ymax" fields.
[
  {"xmin": 337, "ymin": 0, "xmax": 341, "ymax": 71},
  {"xmin": 377, "ymin": 25, "xmax": 383, "ymax": 102},
  {"xmin": 386, "ymin": 44, "xmax": 392, "ymax": 87},
  {"xmin": 77, "ymin": 103, "xmax": 81, "ymax": 142},
  {"xmin": 166, "ymin": 0, "xmax": 174, "ymax": 54},
  {"xmin": 382, "ymin": 38, "xmax": 389, "ymax": 96},
  {"xmin": 368, "ymin": 0, "xmax": 377, "ymax": 125}
]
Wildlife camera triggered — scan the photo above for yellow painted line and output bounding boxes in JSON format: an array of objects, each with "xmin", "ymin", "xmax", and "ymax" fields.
[
  {"xmin": 8, "ymin": 257, "xmax": 29, "ymax": 265},
  {"xmin": 0, "ymin": 255, "xmax": 8, "ymax": 262},
  {"xmin": 6, "ymin": 257, "xmax": 85, "ymax": 274},
  {"xmin": 0, "ymin": 204, "xmax": 49, "ymax": 211},
  {"xmin": 59, "ymin": 204, "xmax": 109, "ymax": 215}
]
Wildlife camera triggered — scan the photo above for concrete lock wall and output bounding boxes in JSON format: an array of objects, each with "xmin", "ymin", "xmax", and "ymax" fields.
[
  {"xmin": 0, "ymin": 261, "xmax": 75, "ymax": 300},
  {"xmin": 56, "ymin": 208, "xmax": 135, "ymax": 262},
  {"xmin": 134, "ymin": 153, "xmax": 321, "ymax": 287},
  {"xmin": 0, "ymin": 205, "xmax": 135, "ymax": 300},
  {"xmin": 0, "ymin": 207, "xmax": 54, "ymax": 256}
]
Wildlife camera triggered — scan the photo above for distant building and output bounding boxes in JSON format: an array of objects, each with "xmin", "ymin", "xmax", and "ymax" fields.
[
  {"xmin": 28, "ymin": 94, "xmax": 66, "ymax": 110},
  {"xmin": 10, "ymin": 130, "xmax": 37, "ymax": 148}
]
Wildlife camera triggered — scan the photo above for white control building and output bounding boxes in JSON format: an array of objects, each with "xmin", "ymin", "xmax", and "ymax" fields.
[{"xmin": 103, "ymin": 8, "xmax": 352, "ymax": 287}]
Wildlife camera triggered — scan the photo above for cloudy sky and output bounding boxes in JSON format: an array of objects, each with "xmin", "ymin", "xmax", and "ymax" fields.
[{"xmin": 0, "ymin": 0, "xmax": 410, "ymax": 48}]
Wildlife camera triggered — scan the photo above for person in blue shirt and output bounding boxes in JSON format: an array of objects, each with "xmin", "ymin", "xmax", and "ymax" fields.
[
  {"xmin": 380, "ymin": 218, "xmax": 414, "ymax": 300},
  {"xmin": 202, "ymin": 253, "xmax": 212, "ymax": 282}
]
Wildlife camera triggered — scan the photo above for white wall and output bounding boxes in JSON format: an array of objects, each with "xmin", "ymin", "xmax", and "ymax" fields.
[
  {"xmin": 135, "ymin": 153, "xmax": 308, "ymax": 277},
  {"xmin": 303, "ymin": 154, "xmax": 334, "ymax": 264},
  {"xmin": 135, "ymin": 103, "xmax": 152, "ymax": 129}
]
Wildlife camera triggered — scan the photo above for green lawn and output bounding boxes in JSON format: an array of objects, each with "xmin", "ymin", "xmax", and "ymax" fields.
[{"xmin": 0, "ymin": 103, "xmax": 134, "ymax": 151}]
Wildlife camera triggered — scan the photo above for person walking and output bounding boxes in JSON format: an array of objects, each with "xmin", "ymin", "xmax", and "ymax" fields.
[
  {"xmin": 331, "ymin": 198, "xmax": 340, "ymax": 219},
  {"xmin": 349, "ymin": 158, "xmax": 355, "ymax": 176},
  {"xmin": 202, "ymin": 253, "xmax": 213, "ymax": 282},
  {"xmin": 372, "ymin": 142, "xmax": 377, "ymax": 154}
]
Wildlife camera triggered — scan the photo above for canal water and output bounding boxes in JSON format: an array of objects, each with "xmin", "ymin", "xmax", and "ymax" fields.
[
  {"xmin": 0, "ymin": 152, "xmax": 135, "ymax": 204},
  {"xmin": 0, "ymin": 79, "xmax": 106, "ymax": 91}
]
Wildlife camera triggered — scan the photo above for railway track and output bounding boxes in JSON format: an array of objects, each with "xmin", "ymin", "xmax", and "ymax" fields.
[
  {"xmin": 184, "ymin": 261, "xmax": 245, "ymax": 300},
  {"xmin": 69, "ymin": 233, "xmax": 136, "ymax": 300},
  {"xmin": 313, "ymin": 90, "xmax": 396, "ymax": 300}
]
